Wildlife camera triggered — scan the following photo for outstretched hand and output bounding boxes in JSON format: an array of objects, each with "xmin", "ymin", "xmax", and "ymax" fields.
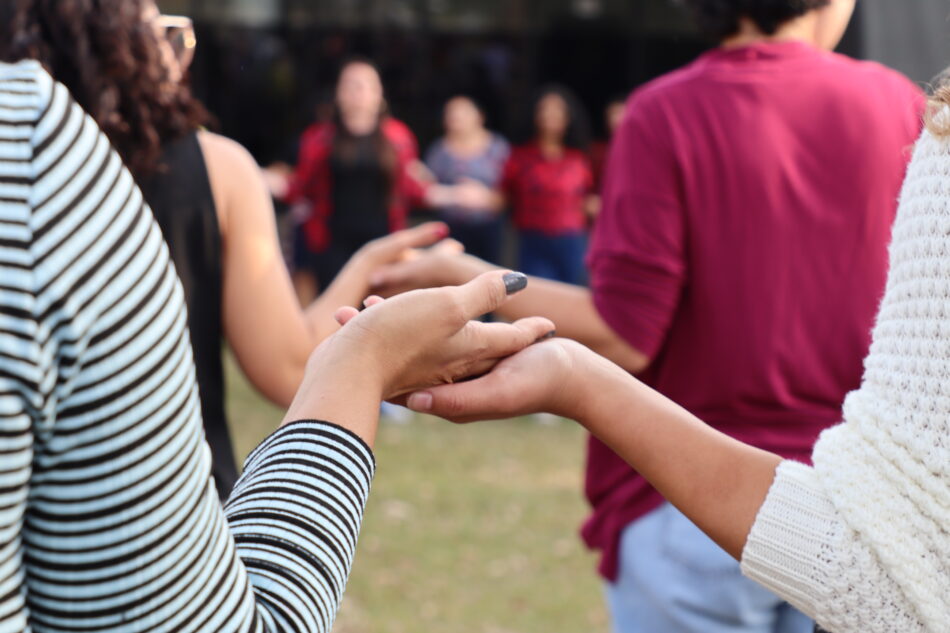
[
  {"xmin": 401, "ymin": 338, "xmax": 594, "ymax": 422},
  {"xmin": 308, "ymin": 222, "xmax": 465, "ymax": 341},
  {"xmin": 341, "ymin": 298, "xmax": 597, "ymax": 424},
  {"xmin": 322, "ymin": 270, "xmax": 555, "ymax": 401},
  {"xmin": 339, "ymin": 221, "xmax": 460, "ymax": 280},
  {"xmin": 369, "ymin": 250, "xmax": 494, "ymax": 298}
]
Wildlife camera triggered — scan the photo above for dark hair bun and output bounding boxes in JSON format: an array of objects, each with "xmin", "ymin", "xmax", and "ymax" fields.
[{"xmin": 679, "ymin": 0, "xmax": 832, "ymax": 40}]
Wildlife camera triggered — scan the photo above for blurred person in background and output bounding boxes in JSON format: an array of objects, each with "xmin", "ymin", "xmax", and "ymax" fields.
[
  {"xmin": 590, "ymin": 96, "xmax": 628, "ymax": 194},
  {"xmin": 455, "ymin": 86, "xmax": 598, "ymax": 282},
  {"xmin": 2, "ymin": 0, "xmax": 457, "ymax": 499},
  {"xmin": 504, "ymin": 86, "xmax": 597, "ymax": 283},
  {"xmin": 424, "ymin": 95, "xmax": 510, "ymax": 264},
  {"xmin": 277, "ymin": 58, "xmax": 483, "ymax": 298},
  {"xmin": 369, "ymin": 1, "xmax": 924, "ymax": 631},
  {"xmin": 262, "ymin": 90, "xmax": 336, "ymax": 304}
]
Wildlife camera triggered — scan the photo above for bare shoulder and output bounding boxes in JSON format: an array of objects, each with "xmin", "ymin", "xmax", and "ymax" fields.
[
  {"xmin": 197, "ymin": 131, "xmax": 269, "ymax": 233},
  {"xmin": 197, "ymin": 130, "xmax": 260, "ymax": 177}
]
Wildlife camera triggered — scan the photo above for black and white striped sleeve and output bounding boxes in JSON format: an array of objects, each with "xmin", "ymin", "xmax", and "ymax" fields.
[
  {"xmin": 0, "ymin": 60, "xmax": 374, "ymax": 633},
  {"xmin": 226, "ymin": 420, "xmax": 375, "ymax": 632}
]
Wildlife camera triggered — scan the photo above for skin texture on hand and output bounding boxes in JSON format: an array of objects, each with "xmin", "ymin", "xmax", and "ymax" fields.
[
  {"xmin": 307, "ymin": 222, "xmax": 456, "ymax": 342},
  {"xmin": 282, "ymin": 271, "xmax": 554, "ymax": 447},
  {"xmin": 405, "ymin": 339, "xmax": 583, "ymax": 421},
  {"xmin": 407, "ymin": 339, "xmax": 782, "ymax": 561}
]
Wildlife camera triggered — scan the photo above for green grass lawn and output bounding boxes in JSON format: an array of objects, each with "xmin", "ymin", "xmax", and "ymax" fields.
[{"xmin": 225, "ymin": 356, "xmax": 609, "ymax": 633}]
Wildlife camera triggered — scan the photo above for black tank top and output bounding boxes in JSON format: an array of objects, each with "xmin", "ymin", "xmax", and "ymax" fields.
[
  {"xmin": 140, "ymin": 132, "xmax": 238, "ymax": 500},
  {"xmin": 329, "ymin": 134, "xmax": 391, "ymax": 244}
]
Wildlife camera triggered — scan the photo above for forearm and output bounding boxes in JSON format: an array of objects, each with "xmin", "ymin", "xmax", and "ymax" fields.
[
  {"xmin": 572, "ymin": 353, "xmax": 782, "ymax": 559},
  {"xmin": 282, "ymin": 336, "xmax": 384, "ymax": 447},
  {"xmin": 440, "ymin": 257, "xmax": 647, "ymax": 372},
  {"xmin": 423, "ymin": 185, "xmax": 505, "ymax": 211},
  {"xmin": 303, "ymin": 264, "xmax": 374, "ymax": 344},
  {"xmin": 497, "ymin": 278, "xmax": 648, "ymax": 372},
  {"xmin": 227, "ymin": 418, "xmax": 375, "ymax": 632}
]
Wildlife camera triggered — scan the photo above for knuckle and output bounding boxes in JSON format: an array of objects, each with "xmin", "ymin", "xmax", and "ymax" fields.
[
  {"xmin": 489, "ymin": 278, "xmax": 505, "ymax": 307},
  {"xmin": 445, "ymin": 293, "xmax": 468, "ymax": 326},
  {"xmin": 446, "ymin": 396, "xmax": 464, "ymax": 416}
]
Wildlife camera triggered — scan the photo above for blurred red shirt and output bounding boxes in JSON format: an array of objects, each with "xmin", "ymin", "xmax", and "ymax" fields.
[
  {"xmin": 501, "ymin": 143, "xmax": 593, "ymax": 234},
  {"xmin": 286, "ymin": 117, "xmax": 427, "ymax": 252},
  {"xmin": 585, "ymin": 41, "xmax": 925, "ymax": 581}
]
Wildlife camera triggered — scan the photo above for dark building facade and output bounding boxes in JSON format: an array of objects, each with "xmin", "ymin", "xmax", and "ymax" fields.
[{"xmin": 158, "ymin": 0, "xmax": 949, "ymax": 163}]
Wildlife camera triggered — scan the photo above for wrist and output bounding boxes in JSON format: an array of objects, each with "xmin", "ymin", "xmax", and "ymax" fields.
[
  {"xmin": 558, "ymin": 341, "xmax": 634, "ymax": 426},
  {"xmin": 454, "ymin": 254, "xmax": 495, "ymax": 285},
  {"xmin": 283, "ymin": 335, "xmax": 386, "ymax": 431},
  {"xmin": 332, "ymin": 256, "xmax": 373, "ymax": 297}
]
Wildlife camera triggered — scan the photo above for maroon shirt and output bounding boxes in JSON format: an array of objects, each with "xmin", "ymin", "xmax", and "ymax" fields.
[
  {"xmin": 501, "ymin": 143, "xmax": 593, "ymax": 233},
  {"xmin": 585, "ymin": 41, "xmax": 924, "ymax": 581}
]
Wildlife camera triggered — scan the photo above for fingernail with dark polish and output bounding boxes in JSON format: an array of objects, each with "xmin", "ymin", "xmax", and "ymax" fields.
[
  {"xmin": 503, "ymin": 272, "xmax": 528, "ymax": 295},
  {"xmin": 538, "ymin": 330, "xmax": 557, "ymax": 341}
]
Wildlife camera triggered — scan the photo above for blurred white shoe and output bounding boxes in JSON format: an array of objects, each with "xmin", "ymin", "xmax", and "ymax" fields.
[
  {"xmin": 381, "ymin": 402, "xmax": 413, "ymax": 424},
  {"xmin": 533, "ymin": 413, "xmax": 559, "ymax": 425}
]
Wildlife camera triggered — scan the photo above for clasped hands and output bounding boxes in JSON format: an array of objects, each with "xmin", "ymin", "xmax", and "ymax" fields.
[{"xmin": 284, "ymin": 269, "xmax": 599, "ymax": 438}]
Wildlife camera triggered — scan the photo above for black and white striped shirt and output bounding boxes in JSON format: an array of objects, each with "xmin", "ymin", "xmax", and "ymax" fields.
[{"xmin": 0, "ymin": 60, "xmax": 374, "ymax": 632}]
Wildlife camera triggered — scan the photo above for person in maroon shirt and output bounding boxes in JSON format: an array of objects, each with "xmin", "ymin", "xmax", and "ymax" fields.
[{"xmin": 368, "ymin": 1, "xmax": 923, "ymax": 631}]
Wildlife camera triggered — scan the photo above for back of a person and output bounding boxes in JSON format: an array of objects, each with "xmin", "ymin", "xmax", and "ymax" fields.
[
  {"xmin": 139, "ymin": 131, "xmax": 238, "ymax": 500},
  {"xmin": 645, "ymin": 41, "xmax": 923, "ymax": 451},
  {"xmin": 0, "ymin": 59, "xmax": 375, "ymax": 633},
  {"xmin": 585, "ymin": 32, "xmax": 924, "ymax": 633}
]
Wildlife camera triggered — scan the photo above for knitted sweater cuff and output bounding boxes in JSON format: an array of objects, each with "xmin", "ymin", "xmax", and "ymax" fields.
[{"xmin": 740, "ymin": 460, "xmax": 840, "ymax": 620}]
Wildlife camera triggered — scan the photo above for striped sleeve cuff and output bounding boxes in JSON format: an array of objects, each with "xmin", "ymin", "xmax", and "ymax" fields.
[
  {"xmin": 224, "ymin": 419, "xmax": 376, "ymax": 632},
  {"xmin": 739, "ymin": 460, "xmax": 839, "ymax": 621}
]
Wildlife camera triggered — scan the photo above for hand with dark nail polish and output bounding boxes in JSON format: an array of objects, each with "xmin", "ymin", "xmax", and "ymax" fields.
[
  {"xmin": 504, "ymin": 272, "xmax": 528, "ymax": 295},
  {"xmin": 321, "ymin": 270, "xmax": 554, "ymax": 402}
]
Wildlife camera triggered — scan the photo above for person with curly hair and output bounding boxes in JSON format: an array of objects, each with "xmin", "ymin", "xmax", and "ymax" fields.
[
  {"xmin": 0, "ymin": 56, "xmax": 552, "ymax": 633},
  {"xmin": 0, "ymin": 0, "xmax": 461, "ymax": 499},
  {"xmin": 369, "ymin": 2, "xmax": 925, "ymax": 631}
]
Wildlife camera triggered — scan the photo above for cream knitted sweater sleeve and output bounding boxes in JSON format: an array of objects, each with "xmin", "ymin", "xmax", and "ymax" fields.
[{"xmin": 740, "ymin": 127, "xmax": 950, "ymax": 633}]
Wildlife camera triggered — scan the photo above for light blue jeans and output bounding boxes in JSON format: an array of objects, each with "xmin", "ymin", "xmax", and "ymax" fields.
[{"xmin": 605, "ymin": 503, "xmax": 813, "ymax": 633}]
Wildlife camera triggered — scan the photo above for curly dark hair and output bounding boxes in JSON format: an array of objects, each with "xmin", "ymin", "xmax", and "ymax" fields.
[
  {"xmin": 679, "ymin": 0, "xmax": 831, "ymax": 40},
  {"xmin": 516, "ymin": 84, "xmax": 592, "ymax": 151},
  {"xmin": 0, "ymin": 0, "xmax": 209, "ymax": 179}
]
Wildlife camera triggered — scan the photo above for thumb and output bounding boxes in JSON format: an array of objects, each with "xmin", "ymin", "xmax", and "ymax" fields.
[
  {"xmin": 406, "ymin": 372, "xmax": 512, "ymax": 422},
  {"xmin": 451, "ymin": 270, "xmax": 528, "ymax": 321},
  {"xmin": 334, "ymin": 306, "xmax": 360, "ymax": 325}
]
